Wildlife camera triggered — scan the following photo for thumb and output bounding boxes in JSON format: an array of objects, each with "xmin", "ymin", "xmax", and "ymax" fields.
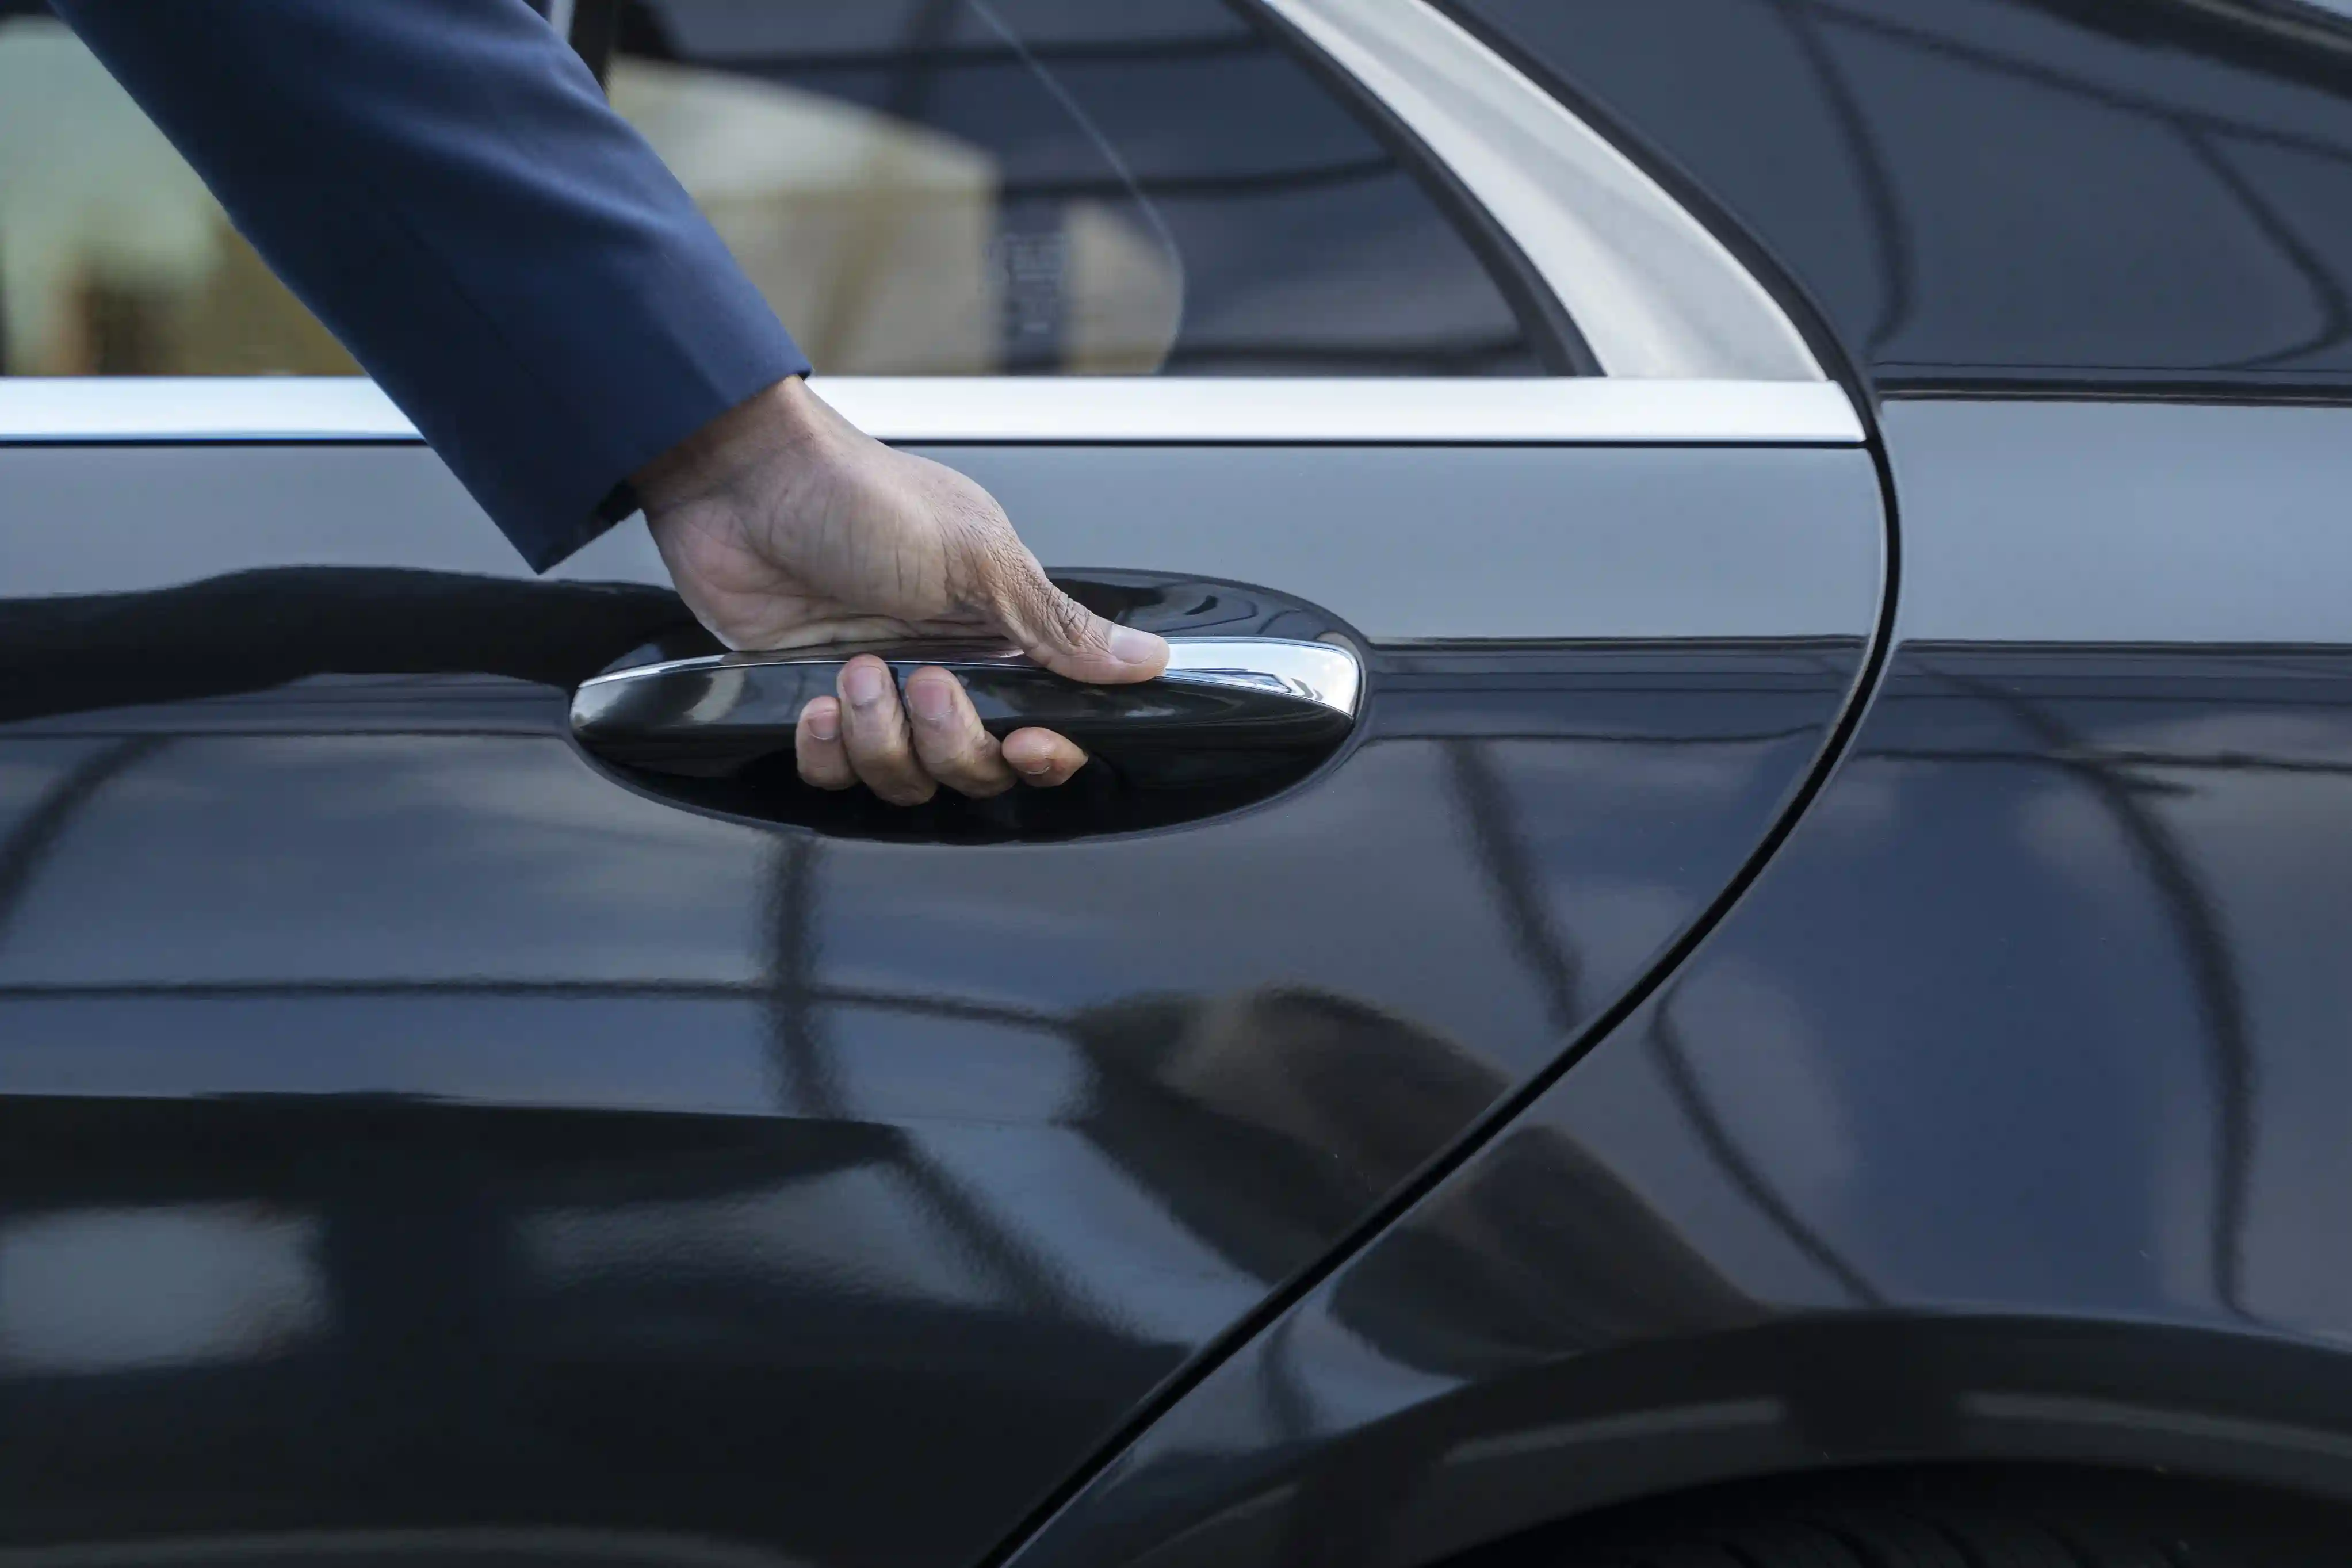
[{"xmin": 985, "ymin": 543, "xmax": 1169, "ymax": 684}]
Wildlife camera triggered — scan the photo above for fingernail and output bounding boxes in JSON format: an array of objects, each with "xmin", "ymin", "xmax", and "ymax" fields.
[
  {"xmin": 1017, "ymin": 757, "xmax": 1055, "ymax": 776},
  {"xmin": 844, "ymin": 661, "xmax": 888, "ymax": 706},
  {"xmin": 807, "ymin": 705, "xmax": 839, "ymax": 742},
  {"xmin": 908, "ymin": 677, "xmax": 953, "ymax": 725},
  {"xmin": 1110, "ymin": 625, "xmax": 1165, "ymax": 666}
]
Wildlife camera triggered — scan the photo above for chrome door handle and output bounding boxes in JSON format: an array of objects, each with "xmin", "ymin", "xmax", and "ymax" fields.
[
  {"xmin": 1153, "ymin": 637, "xmax": 1362, "ymax": 712},
  {"xmin": 571, "ymin": 636, "xmax": 1364, "ymax": 785}
]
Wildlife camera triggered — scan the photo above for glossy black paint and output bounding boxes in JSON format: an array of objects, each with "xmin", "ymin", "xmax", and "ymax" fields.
[
  {"xmin": 1878, "ymin": 398, "xmax": 2352, "ymax": 645},
  {"xmin": 0, "ymin": 549, "xmax": 1863, "ymax": 1562},
  {"xmin": 0, "ymin": 442, "xmax": 1886, "ymax": 644},
  {"xmin": 1454, "ymin": 0, "xmax": 2352, "ymax": 396},
  {"xmin": 5, "ymin": 2, "xmax": 2338, "ymax": 1557},
  {"xmin": 1008, "ymin": 638, "xmax": 2352, "ymax": 1567}
]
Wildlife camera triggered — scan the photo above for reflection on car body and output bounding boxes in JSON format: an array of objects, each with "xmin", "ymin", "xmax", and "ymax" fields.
[{"xmin": 10, "ymin": 0, "xmax": 2352, "ymax": 1563}]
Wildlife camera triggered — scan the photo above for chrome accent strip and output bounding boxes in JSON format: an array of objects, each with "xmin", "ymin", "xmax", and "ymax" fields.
[
  {"xmin": 1162, "ymin": 636, "xmax": 1362, "ymax": 717},
  {"xmin": 823, "ymin": 377, "xmax": 1860, "ymax": 442},
  {"xmin": 1256, "ymin": 0, "xmax": 1826, "ymax": 382},
  {"xmin": 0, "ymin": 378, "xmax": 420, "ymax": 442},
  {"xmin": 576, "ymin": 637, "xmax": 1365, "ymax": 720},
  {"xmin": 0, "ymin": 377, "xmax": 1861, "ymax": 445}
]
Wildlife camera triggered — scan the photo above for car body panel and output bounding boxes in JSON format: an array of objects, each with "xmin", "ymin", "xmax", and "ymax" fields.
[
  {"xmin": 1879, "ymin": 400, "xmax": 2352, "ymax": 643},
  {"xmin": 0, "ymin": 429, "xmax": 1883, "ymax": 1563},
  {"xmin": 0, "ymin": 437, "xmax": 1876, "ymax": 642},
  {"xmin": 0, "ymin": 0, "xmax": 1887, "ymax": 1547},
  {"xmin": 1005, "ymin": 398, "xmax": 2352, "ymax": 1565},
  {"xmin": 28, "ymin": 0, "xmax": 2352, "ymax": 1555}
]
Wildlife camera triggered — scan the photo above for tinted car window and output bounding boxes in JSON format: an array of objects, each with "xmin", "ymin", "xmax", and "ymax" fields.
[
  {"xmin": 0, "ymin": 0, "xmax": 1550, "ymax": 378},
  {"xmin": 0, "ymin": 7, "xmax": 359, "ymax": 376},
  {"xmin": 611, "ymin": 0, "xmax": 1548, "ymax": 374},
  {"xmin": 1455, "ymin": 0, "xmax": 2352, "ymax": 394}
]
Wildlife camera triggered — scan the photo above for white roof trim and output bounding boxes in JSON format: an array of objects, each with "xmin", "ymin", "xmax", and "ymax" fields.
[
  {"xmin": 0, "ymin": 376, "xmax": 1862, "ymax": 445},
  {"xmin": 1260, "ymin": 0, "xmax": 1826, "ymax": 382}
]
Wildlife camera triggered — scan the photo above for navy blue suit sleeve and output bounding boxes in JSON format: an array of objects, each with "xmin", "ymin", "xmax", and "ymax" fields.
[{"xmin": 50, "ymin": 0, "xmax": 812, "ymax": 571}]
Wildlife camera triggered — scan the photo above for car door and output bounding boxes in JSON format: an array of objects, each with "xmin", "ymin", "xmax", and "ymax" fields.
[
  {"xmin": 989, "ymin": 7, "xmax": 2352, "ymax": 1567},
  {"xmin": 0, "ymin": 3, "xmax": 1883, "ymax": 1566}
]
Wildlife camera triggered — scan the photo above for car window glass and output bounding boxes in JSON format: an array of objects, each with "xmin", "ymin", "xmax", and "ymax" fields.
[
  {"xmin": 1456, "ymin": 0, "xmax": 2352, "ymax": 389},
  {"xmin": 612, "ymin": 0, "xmax": 1547, "ymax": 375},
  {"xmin": 0, "ymin": 8, "xmax": 360, "ymax": 376},
  {"xmin": 0, "ymin": 0, "xmax": 1551, "ymax": 378}
]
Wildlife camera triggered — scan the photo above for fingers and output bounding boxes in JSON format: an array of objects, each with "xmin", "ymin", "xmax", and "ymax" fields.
[
  {"xmin": 800, "ymin": 659, "xmax": 1085, "ymax": 801},
  {"xmin": 835, "ymin": 655, "xmax": 935, "ymax": 806},
  {"xmin": 980, "ymin": 539, "xmax": 1169, "ymax": 686},
  {"xmin": 1001, "ymin": 726, "xmax": 1088, "ymax": 788},
  {"xmin": 795, "ymin": 696, "xmax": 856, "ymax": 790},
  {"xmin": 904, "ymin": 668, "xmax": 1016, "ymax": 798}
]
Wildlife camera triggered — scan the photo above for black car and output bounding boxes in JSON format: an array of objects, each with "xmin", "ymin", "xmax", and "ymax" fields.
[{"xmin": 5, "ymin": 0, "xmax": 2352, "ymax": 1564}]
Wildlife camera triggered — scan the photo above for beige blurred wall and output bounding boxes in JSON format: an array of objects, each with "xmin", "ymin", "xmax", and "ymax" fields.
[{"xmin": 0, "ymin": 18, "xmax": 1179, "ymax": 378}]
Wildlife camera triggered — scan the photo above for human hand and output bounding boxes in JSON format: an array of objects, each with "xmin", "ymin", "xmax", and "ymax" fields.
[{"xmin": 634, "ymin": 376, "xmax": 1169, "ymax": 804}]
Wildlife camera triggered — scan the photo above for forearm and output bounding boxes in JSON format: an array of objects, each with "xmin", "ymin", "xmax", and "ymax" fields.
[{"xmin": 52, "ymin": 0, "xmax": 809, "ymax": 569}]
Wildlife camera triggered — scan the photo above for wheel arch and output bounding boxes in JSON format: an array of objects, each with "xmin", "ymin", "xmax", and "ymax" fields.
[
  {"xmin": 1346, "ymin": 1312, "xmax": 2352, "ymax": 1568},
  {"xmin": 1005, "ymin": 1310, "xmax": 2352, "ymax": 1568}
]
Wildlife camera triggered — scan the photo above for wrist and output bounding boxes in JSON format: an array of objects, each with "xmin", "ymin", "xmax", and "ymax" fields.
[{"xmin": 632, "ymin": 374, "xmax": 830, "ymax": 518}]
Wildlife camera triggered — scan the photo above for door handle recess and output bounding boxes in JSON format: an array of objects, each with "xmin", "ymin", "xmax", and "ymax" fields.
[{"xmin": 571, "ymin": 637, "xmax": 1364, "ymax": 785}]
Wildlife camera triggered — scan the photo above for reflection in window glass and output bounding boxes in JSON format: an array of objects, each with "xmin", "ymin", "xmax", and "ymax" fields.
[
  {"xmin": 608, "ymin": 53, "xmax": 1185, "ymax": 374},
  {"xmin": 0, "ymin": 1, "xmax": 1550, "ymax": 377},
  {"xmin": 618, "ymin": 0, "xmax": 1550, "ymax": 374},
  {"xmin": 0, "ymin": 14, "xmax": 358, "ymax": 375}
]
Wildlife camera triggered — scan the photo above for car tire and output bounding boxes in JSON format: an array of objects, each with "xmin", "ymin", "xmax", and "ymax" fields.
[{"xmin": 1521, "ymin": 1467, "xmax": 2352, "ymax": 1567}]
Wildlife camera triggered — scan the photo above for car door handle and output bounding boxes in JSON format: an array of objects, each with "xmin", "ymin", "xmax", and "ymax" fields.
[{"xmin": 570, "ymin": 636, "xmax": 1364, "ymax": 785}]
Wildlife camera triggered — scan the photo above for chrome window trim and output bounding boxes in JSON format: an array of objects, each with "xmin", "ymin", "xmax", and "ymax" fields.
[
  {"xmin": 0, "ymin": 377, "xmax": 1862, "ymax": 445},
  {"xmin": 1258, "ymin": 0, "xmax": 1825, "ymax": 382}
]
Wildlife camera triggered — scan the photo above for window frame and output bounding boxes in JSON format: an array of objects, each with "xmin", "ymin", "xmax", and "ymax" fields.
[{"xmin": 0, "ymin": 0, "xmax": 1849, "ymax": 445}]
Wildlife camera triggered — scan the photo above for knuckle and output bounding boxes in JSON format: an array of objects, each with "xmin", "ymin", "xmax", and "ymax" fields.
[
  {"xmin": 914, "ymin": 726, "xmax": 1011, "ymax": 798},
  {"xmin": 982, "ymin": 540, "xmax": 1051, "ymax": 611},
  {"xmin": 1049, "ymin": 593, "xmax": 1099, "ymax": 648},
  {"xmin": 938, "ymin": 745, "xmax": 1008, "ymax": 789},
  {"xmin": 1015, "ymin": 583, "xmax": 1100, "ymax": 655},
  {"xmin": 944, "ymin": 513, "xmax": 1018, "ymax": 600},
  {"xmin": 922, "ymin": 732, "xmax": 976, "ymax": 772},
  {"xmin": 856, "ymin": 748, "xmax": 934, "ymax": 805}
]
